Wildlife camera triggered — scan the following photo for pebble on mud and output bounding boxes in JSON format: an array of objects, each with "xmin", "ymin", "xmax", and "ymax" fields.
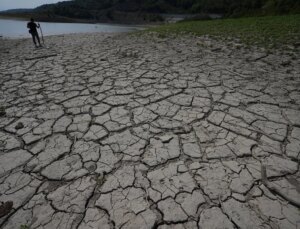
[{"xmin": 15, "ymin": 122, "xmax": 24, "ymax": 130}]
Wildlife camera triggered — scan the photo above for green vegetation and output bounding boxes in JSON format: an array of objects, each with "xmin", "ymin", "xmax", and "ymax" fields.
[
  {"xmin": 20, "ymin": 225, "xmax": 29, "ymax": 229},
  {"xmin": 188, "ymin": 0, "xmax": 300, "ymax": 16},
  {"xmin": 147, "ymin": 14, "xmax": 300, "ymax": 48},
  {"xmin": 34, "ymin": 0, "xmax": 299, "ymax": 16},
  {"xmin": 1, "ymin": 0, "xmax": 299, "ymax": 24}
]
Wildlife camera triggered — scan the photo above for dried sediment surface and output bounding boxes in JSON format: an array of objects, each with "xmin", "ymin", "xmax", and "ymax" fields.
[{"xmin": 0, "ymin": 32, "xmax": 300, "ymax": 228}]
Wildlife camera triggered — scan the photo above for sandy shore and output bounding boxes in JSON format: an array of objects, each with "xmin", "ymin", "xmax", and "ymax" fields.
[{"xmin": 0, "ymin": 32, "xmax": 300, "ymax": 228}]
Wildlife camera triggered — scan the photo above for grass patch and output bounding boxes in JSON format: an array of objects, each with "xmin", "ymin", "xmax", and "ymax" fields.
[
  {"xmin": 146, "ymin": 14, "xmax": 300, "ymax": 48},
  {"xmin": 20, "ymin": 225, "xmax": 29, "ymax": 229}
]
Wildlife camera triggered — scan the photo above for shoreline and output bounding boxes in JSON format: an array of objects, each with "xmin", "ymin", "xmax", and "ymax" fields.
[
  {"xmin": 0, "ymin": 14, "xmax": 165, "ymax": 25},
  {"xmin": 0, "ymin": 17, "xmax": 146, "ymax": 39}
]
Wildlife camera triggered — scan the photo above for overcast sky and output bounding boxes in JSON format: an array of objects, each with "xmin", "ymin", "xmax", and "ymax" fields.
[{"xmin": 0, "ymin": 0, "xmax": 68, "ymax": 11}]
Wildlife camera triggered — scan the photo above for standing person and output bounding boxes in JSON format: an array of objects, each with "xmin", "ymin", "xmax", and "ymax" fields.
[{"xmin": 27, "ymin": 18, "xmax": 42, "ymax": 47}]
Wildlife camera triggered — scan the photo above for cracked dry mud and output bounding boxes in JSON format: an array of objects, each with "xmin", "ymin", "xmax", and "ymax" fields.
[{"xmin": 0, "ymin": 32, "xmax": 299, "ymax": 229}]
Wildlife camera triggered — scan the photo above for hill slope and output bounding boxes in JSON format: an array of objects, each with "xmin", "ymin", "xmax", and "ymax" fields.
[
  {"xmin": 35, "ymin": 0, "xmax": 300, "ymax": 16},
  {"xmin": 1, "ymin": 0, "xmax": 299, "ymax": 24}
]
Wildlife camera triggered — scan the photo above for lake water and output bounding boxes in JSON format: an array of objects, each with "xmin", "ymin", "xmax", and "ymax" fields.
[{"xmin": 0, "ymin": 18, "xmax": 141, "ymax": 38}]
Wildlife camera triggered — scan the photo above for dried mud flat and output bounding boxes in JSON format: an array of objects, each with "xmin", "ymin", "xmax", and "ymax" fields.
[{"xmin": 0, "ymin": 33, "xmax": 300, "ymax": 229}]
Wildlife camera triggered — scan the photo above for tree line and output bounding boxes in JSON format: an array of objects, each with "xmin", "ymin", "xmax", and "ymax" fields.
[{"xmin": 34, "ymin": 0, "xmax": 300, "ymax": 21}]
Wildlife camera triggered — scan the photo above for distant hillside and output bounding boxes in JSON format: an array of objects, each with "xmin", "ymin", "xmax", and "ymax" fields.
[
  {"xmin": 34, "ymin": 0, "xmax": 300, "ymax": 16},
  {"xmin": 1, "ymin": 0, "xmax": 299, "ymax": 24}
]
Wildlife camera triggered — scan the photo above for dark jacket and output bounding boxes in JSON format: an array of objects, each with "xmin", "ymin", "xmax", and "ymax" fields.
[{"xmin": 27, "ymin": 22, "xmax": 39, "ymax": 34}]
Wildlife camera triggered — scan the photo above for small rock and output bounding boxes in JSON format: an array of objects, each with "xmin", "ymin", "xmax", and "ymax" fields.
[
  {"xmin": 293, "ymin": 42, "xmax": 300, "ymax": 47},
  {"xmin": 0, "ymin": 201, "xmax": 13, "ymax": 217},
  {"xmin": 178, "ymin": 164, "xmax": 188, "ymax": 173},
  {"xmin": 0, "ymin": 107, "xmax": 6, "ymax": 117},
  {"xmin": 159, "ymin": 135, "xmax": 173, "ymax": 143},
  {"xmin": 85, "ymin": 161, "xmax": 97, "ymax": 172},
  {"xmin": 0, "ymin": 140, "xmax": 6, "ymax": 150},
  {"xmin": 212, "ymin": 47, "xmax": 222, "ymax": 52},
  {"xmin": 281, "ymin": 60, "xmax": 291, "ymax": 66},
  {"xmin": 15, "ymin": 122, "xmax": 24, "ymax": 130},
  {"xmin": 174, "ymin": 125, "xmax": 192, "ymax": 134},
  {"xmin": 235, "ymin": 44, "xmax": 242, "ymax": 49}
]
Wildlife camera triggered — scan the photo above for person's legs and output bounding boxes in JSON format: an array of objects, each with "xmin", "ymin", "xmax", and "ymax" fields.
[
  {"xmin": 31, "ymin": 33, "xmax": 37, "ymax": 46},
  {"xmin": 32, "ymin": 32, "xmax": 41, "ymax": 47}
]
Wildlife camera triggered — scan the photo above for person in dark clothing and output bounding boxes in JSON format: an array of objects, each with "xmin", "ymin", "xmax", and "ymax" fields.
[{"xmin": 27, "ymin": 18, "xmax": 41, "ymax": 47}]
